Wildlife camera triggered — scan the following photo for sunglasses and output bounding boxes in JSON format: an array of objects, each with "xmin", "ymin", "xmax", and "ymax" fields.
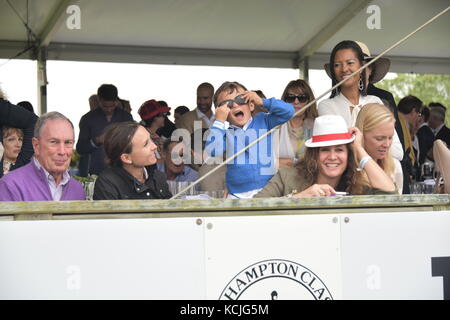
[
  {"xmin": 217, "ymin": 94, "xmax": 247, "ymax": 109},
  {"xmin": 285, "ymin": 93, "xmax": 309, "ymax": 104},
  {"xmin": 155, "ymin": 112, "xmax": 168, "ymax": 117}
]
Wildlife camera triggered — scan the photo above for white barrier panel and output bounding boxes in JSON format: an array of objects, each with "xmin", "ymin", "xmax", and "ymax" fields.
[
  {"xmin": 341, "ymin": 211, "xmax": 450, "ymax": 299},
  {"xmin": 0, "ymin": 218, "xmax": 205, "ymax": 299},
  {"xmin": 0, "ymin": 211, "xmax": 449, "ymax": 299},
  {"xmin": 204, "ymin": 214, "xmax": 342, "ymax": 300}
]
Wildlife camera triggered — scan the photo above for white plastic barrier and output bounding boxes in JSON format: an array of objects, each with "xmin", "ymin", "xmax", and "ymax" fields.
[{"xmin": 0, "ymin": 211, "xmax": 449, "ymax": 299}]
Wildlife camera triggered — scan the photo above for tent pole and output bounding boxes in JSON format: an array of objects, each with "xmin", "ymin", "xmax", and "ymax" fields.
[
  {"xmin": 37, "ymin": 47, "xmax": 48, "ymax": 115},
  {"xmin": 298, "ymin": 56, "xmax": 309, "ymax": 81}
]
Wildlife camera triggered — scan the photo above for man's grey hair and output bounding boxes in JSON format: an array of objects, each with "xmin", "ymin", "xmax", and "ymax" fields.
[
  {"xmin": 34, "ymin": 111, "xmax": 75, "ymax": 138},
  {"xmin": 430, "ymin": 107, "xmax": 445, "ymax": 123}
]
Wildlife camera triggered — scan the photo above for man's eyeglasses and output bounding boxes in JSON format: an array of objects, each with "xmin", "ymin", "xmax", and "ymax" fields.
[
  {"xmin": 284, "ymin": 93, "xmax": 309, "ymax": 104},
  {"xmin": 217, "ymin": 94, "xmax": 247, "ymax": 109}
]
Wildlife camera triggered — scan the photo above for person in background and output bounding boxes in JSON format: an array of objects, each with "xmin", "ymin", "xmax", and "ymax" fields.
[
  {"xmin": 1, "ymin": 127, "xmax": 23, "ymax": 176},
  {"xmin": 177, "ymin": 82, "xmax": 215, "ymax": 134},
  {"xmin": 277, "ymin": 79, "xmax": 318, "ymax": 168},
  {"xmin": 355, "ymin": 103, "xmax": 403, "ymax": 193},
  {"xmin": 429, "ymin": 102, "xmax": 446, "ymax": 113},
  {"xmin": 88, "ymin": 94, "xmax": 101, "ymax": 110},
  {"xmin": 157, "ymin": 139, "xmax": 198, "ymax": 182},
  {"xmin": 398, "ymin": 95, "xmax": 423, "ymax": 183},
  {"xmin": 89, "ymin": 94, "xmax": 131, "ymax": 113},
  {"xmin": 138, "ymin": 99, "xmax": 171, "ymax": 158},
  {"xmin": 174, "ymin": 106, "xmax": 190, "ymax": 127},
  {"xmin": 76, "ymin": 84, "xmax": 133, "ymax": 176},
  {"xmin": 17, "ymin": 101, "xmax": 35, "ymax": 114},
  {"xmin": 93, "ymin": 122, "xmax": 171, "ymax": 200},
  {"xmin": 429, "ymin": 107, "xmax": 450, "ymax": 147},
  {"xmin": 255, "ymin": 115, "xmax": 396, "ymax": 198},
  {"xmin": 156, "ymin": 100, "xmax": 176, "ymax": 139},
  {"xmin": 0, "ymin": 92, "xmax": 38, "ymax": 179},
  {"xmin": 415, "ymin": 106, "xmax": 434, "ymax": 169},
  {"xmin": 0, "ymin": 112, "xmax": 85, "ymax": 201},
  {"xmin": 118, "ymin": 97, "xmax": 132, "ymax": 113}
]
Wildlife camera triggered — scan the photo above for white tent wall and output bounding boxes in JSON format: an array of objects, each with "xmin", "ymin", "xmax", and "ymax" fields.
[{"xmin": 0, "ymin": 0, "xmax": 449, "ymax": 113}]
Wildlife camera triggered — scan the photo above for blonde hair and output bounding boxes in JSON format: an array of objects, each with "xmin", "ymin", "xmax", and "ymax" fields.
[{"xmin": 355, "ymin": 103, "xmax": 396, "ymax": 184}]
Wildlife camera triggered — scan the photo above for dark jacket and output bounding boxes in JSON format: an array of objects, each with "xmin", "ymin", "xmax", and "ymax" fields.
[
  {"xmin": 435, "ymin": 125, "xmax": 450, "ymax": 148},
  {"xmin": 93, "ymin": 165, "xmax": 172, "ymax": 200},
  {"xmin": 0, "ymin": 99, "xmax": 38, "ymax": 178},
  {"xmin": 76, "ymin": 107, "xmax": 133, "ymax": 175},
  {"xmin": 416, "ymin": 124, "xmax": 435, "ymax": 165},
  {"xmin": 156, "ymin": 117, "xmax": 176, "ymax": 139}
]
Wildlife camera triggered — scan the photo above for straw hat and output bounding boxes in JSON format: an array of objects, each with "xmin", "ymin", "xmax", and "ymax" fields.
[
  {"xmin": 305, "ymin": 115, "xmax": 355, "ymax": 148},
  {"xmin": 324, "ymin": 41, "xmax": 391, "ymax": 83}
]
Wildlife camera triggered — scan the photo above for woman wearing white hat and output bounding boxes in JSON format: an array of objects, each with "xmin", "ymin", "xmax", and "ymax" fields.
[
  {"xmin": 318, "ymin": 40, "xmax": 404, "ymax": 163},
  {"xmin": 255, "ymin": 115, "xmax": 396, "ymax": 198}
]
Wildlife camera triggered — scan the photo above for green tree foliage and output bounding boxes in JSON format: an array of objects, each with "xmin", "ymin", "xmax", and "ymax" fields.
[
  {"xmin": 377, "ymin": 73, "xmax": 450, "ymax": 107},
  {"xmin": 377, "ymin": 73, "xmax": 450, "ymax": 126}
]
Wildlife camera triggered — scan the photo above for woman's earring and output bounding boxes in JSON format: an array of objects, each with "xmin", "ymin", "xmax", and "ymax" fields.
[{"xmin": 358, "ymin": 76, "xmax": 364, "ymax": 92}]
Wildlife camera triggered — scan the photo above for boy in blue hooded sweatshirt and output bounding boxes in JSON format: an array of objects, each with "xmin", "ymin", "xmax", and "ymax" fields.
[{"xmin": 206, "ymin": 81, "xmax": 294, "ymax": 198}]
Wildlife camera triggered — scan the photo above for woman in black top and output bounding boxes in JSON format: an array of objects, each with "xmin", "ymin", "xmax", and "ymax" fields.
[
  {"xmin": 93, "ymin": 122, "xmax": 172, "ymax": 200},
  {"xmin": 0, "ymin": 96, "xmax": 38, "ymax": 178}
]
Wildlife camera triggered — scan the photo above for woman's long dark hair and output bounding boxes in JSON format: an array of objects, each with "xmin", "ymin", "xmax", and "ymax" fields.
[
  {"xmin": 329, "ymin": 40, "xmax": 367, "ymax": 98},
  {"xmin": 281, "ymin": 79, "xmax": 318, "ymax": 120},
  {"xmin": 295, "ymin": 144, "xmax": 364, "ymax": 194},
  {"xmin": 103, "ymin": 121, "xmax": 141, "ymax": 167}
]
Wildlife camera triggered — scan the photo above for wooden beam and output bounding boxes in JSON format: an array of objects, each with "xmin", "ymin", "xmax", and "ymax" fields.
[{"xmin": 0, "ymin": 195, "xmax": 449, "ymax": 220}]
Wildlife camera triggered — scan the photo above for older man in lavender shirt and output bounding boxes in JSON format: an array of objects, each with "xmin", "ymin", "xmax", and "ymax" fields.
[{"xmin": 0, "ymin": 112, "xmax": 85, "ymax": 201}]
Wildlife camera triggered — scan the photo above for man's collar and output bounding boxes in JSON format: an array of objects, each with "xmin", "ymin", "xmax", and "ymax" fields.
[
  {"xmin": 157, "ymin": 162, "xmax": 185, "ymax": 178},
  {"xmin": 195, "ymin": 108, "xmax": 214, "ymax": 120},
  {"xmin": 434, "ymin": 123, "xmax": 445, "ymax": 135},
  {"xmin": 33, "ymin": 157, "xmax": 71, "ymax": 186}
]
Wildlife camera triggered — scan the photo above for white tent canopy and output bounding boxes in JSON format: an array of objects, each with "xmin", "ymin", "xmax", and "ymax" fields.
[{"xmin": 0, "ymin": 0, "xmax": 449, "ymax": 111}]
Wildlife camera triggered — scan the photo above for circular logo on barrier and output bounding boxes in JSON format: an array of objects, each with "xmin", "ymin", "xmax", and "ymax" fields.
[{"xmin": 219, "ymin": 259, "xmax": 333, "ymax": 300}]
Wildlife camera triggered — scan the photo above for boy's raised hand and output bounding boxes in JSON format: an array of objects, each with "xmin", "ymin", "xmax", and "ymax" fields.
[
  {"xmin": 240, "ymin": 91, "xmax": 264, "ymax": 107},
  {"xmin": 215, "ymin": 104, "xmax": 231, "ymax": 122}
]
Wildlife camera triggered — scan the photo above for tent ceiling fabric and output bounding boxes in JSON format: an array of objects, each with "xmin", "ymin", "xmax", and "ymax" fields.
[{"xmin": 0, "ymin": 0, "xmax": 449, "ymax": 74}]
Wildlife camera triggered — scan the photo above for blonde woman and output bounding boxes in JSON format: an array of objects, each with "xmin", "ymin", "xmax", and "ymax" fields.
[
  {"xmin": 255, "ymin": 115, "xmax": 396, "ymax": 198},
  {"xmin": 355, "ymin": 103, "xmax": 403, "ymax": 193}
]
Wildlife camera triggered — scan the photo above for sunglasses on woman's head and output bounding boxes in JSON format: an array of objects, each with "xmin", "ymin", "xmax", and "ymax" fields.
[
  {"xmin": 217, "ymin": 94, "xmax": 247, "ymax": 109},
  {"xmin": 285, "ymin": 93, "xmax": 309, "ymax": 103}
]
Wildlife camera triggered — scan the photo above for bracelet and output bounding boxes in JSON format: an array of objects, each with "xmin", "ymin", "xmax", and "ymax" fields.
[
  {"xmin": 357, "ymin": 156, "xmax": 372, "ymax": 171},
  {"xmin": 285, "ymin": 189, "xmax": 298, "ymax": 198}
]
